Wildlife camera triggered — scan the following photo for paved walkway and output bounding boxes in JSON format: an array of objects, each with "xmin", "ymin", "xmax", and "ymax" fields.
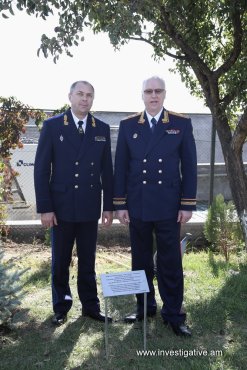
[{"xmin": 190, "ymin": 202, "xmax": 208, "ymax": 224}]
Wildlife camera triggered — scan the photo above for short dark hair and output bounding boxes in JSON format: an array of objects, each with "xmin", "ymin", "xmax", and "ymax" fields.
[{"xmin": 70, "ymin": 80, "xmax": 95, "ymax": 93}]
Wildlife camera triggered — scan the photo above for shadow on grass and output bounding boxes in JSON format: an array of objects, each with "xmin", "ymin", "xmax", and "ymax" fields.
[
  {"xmin": 1, "ymin": 258, "xmax": 247, "ymax": 369},
  {"xmin": 23, "ymin": 260, "xmax": 51, "ymax": 287},
  {"xmin": 1, "ymin": 315, "xmax": 85, "ymax": 369},
  {"xmin": 188, "ymin": 262, "xmax": 247, "ymax": 369},
  {"xmin": 208, "ymin": 250, "xmax": 230, "ymax": 276}
]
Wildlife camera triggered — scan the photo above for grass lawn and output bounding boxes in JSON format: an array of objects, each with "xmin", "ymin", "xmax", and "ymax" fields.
[{"xmin": 1, "ymin": 241, "xmax": 247, "ymax": 370}]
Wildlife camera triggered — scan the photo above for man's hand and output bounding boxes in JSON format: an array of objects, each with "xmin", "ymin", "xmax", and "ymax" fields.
[
  {"xmin": 177, "ymin": 210, "xmax": 192, "ymax": 224},
  {"xmin": 116, "ymin": 210, "xmax": 130, "ymax": 225},
  {"xmin": 101, "ymin": 211, "xmax": 113, "ymax": 226},
  {"xmin": 41, "ymin": 212, "xmax": 58, "ymax": 228}
]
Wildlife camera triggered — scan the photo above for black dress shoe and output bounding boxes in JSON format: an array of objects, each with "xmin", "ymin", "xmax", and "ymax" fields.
[
  {"xmin": 124, "ymin": 311, "xmax": 156, "ymax": 323},
  {"xmin": 164, "ymin": 320, "xmax": 192, "ymax": 337},
  {"xmin": 83, "ymin": 310, "xmax": 112, "ymax": 323},
  {"xmin": 52, "ymin": 312, "xmax": 67, "ymax": 326}
]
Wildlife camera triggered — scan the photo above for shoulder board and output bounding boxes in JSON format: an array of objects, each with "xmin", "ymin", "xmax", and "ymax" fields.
[
  {"xmin": 168, "ymin": 111, "xmax": 188, "ymax": 118},
  {"xmin": 122, "ymin": 112, "xmax": 141, "ymax": 121}
]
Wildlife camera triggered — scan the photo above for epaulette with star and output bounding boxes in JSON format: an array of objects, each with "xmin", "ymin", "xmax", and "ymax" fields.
[
  {"xmin": 168, "ymin": 111, "xmax": 188, "ymax": 118},
  {"xmin": 122, "ymin": 112, "xmax": 141, "ymax": 121}
]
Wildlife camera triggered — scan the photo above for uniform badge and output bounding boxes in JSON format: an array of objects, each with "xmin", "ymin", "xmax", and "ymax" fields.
[
  {"xmin": 133, "ymin": 133, "xmax": 138, "ymax": 139},
  {"xmin": 60, "ymin": 135, "xmax": 64, "ymax": 141},
  {"xmin": 165, "ymin": 129, "xmax": 180, "ymax": 134},
  {"xmin": 95, "ymin": 136, "xmax": 106, "ymax": 141}
]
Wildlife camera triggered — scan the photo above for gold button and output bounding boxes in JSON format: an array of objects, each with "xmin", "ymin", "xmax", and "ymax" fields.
[
  {"xmin": 143, "ymin": 181, "xmax": 147, "ymax": 184},
  {"xmin": 75, "ymin": 185, "xmax": 78, "ymax": 189},
  {"xmin": 75, "ymin": 174, "xmax": 79, "ymax": 177}
]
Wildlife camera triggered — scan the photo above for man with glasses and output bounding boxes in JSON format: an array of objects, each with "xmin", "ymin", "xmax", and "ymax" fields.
[
  {"xmin": 34, "ymin": 80, "xmax": 114, "ymax": 325},
  {"xmin": 113, "ymin": 76, "xmax": 197, "ymax": 336}
]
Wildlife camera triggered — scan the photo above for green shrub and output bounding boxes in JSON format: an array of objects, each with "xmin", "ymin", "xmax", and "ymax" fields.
[
  {"xmin": 204, "ymin": 194, "xmax": 243, "ymax": 261},
  {"xmin": 44, "ymin": 228, "xmax": 51, "ymax": 246},
  {"xmin": 0, "ymin": 96, "xmax": 42, "ymax": 328},
  {"xmin": 0, "ymin": 248, "xmax": 28, "ymax": 329}
]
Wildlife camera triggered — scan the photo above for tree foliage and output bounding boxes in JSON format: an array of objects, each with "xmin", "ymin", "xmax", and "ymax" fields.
[
  {"xmin": 0, "ymin": 96, "xmax": 46, "ymax": 204},
  {"xmin": 0, "ymin": 96, "xmax": 46, "ymax": 158},
  {"xmin": 1, "ymin": 1, "xmax": 246, "ymax": 112},
  {"xmin": 52, "ymin": 103, "xmax": 70, "ymax": 116}
]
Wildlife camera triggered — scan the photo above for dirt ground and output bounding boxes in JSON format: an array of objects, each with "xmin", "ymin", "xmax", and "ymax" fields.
[{"xmin": 2, "ymin": 239, "xmax": 51, "ymax": 259}]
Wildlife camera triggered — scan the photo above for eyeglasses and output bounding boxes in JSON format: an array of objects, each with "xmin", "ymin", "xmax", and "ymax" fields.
[{"xmin": 143, "ymin": 89, "xmax": 165, "ymax": 95}]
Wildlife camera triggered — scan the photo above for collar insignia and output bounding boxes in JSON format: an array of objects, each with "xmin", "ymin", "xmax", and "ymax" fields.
[
  {"xmin": 138, "ymin": 111, "xmax": 145, "ymax": 124},
  {"xmin": 138, "ymin": 110, "xmax": 169, "ymax": 124},
  {"xmin": 64, "ymin": 114, "xmax": 68, "ymax": 125},
  {"xmin": 91, "ymin": 116, "xmax": 96, "ymax": 127},
  {"xmin": 162, "ymin": 111, "xmax": 169, "ymax": 123}
]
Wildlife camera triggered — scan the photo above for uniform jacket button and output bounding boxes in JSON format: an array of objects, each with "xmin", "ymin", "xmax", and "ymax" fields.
[{"xmin": 75, "ymin": 185, "xmax": 78, "ymax": 189}]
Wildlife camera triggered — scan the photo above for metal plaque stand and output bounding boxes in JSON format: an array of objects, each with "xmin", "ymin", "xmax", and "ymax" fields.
[{"xmin": 101, "ymin": 270, "xmax": 149, "ymax": 360}]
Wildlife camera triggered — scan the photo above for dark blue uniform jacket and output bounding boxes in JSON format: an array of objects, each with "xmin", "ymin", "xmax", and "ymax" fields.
[
  {"xmin": 34, "ymin": 109, "xmax": 113, "ymax": 222},
  {"xmin": 113, "ymin": 109, "xmax": 197, "ymax": 221}
]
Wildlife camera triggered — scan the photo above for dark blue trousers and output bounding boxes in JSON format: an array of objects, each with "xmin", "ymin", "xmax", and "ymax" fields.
[
  {"xmin": 129, "ymin": 217, "xmax": 186, "ymax": 324},
  {"xmin": 51, "ymin": 219, "xmax": 100, "ymax": 314}
]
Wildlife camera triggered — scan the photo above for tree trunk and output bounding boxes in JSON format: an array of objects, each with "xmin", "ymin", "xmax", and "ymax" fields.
[
  {"xmin": 224, "ymin": 152, "xmax": 247, "ymax": 249},
  {"xmin": 213, "ymin": 113, "xmax": 247, "ymax": 249}
]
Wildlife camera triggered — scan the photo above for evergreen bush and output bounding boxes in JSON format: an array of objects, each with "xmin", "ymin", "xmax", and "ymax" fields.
[
  {"xmin": 204, "ymin": 194, "xmax": 243, "ymax": 261},
  {"xmin": 0, "ymin": 247, "xmax": 28, "ymax": 329}
]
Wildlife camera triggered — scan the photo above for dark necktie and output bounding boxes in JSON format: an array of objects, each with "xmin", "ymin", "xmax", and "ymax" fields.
[
  {"xmin": 78, "ymin": 121, "xmax": 84, "ymax": 136},
  {"xmin": 151, "ymin": 117, "xmax": 157, "ymax": 133}
]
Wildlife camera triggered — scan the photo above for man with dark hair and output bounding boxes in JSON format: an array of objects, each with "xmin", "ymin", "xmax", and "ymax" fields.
[{"xmin": 34, "ymin": 81, "xmax": 113, "ymax": 325}]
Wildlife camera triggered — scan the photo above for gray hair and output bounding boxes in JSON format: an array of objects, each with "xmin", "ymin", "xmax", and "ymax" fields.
[
  {"xmin": 70, "ymin": 80, "xmax": 95, "ymax": 93},
  {"xmin": 142, "ymin": 76, "xmax": 166, "ymax": 92}
]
